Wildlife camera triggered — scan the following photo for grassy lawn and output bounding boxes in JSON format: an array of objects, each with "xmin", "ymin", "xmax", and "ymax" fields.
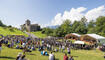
[
  {"xmin": 31, "ymin": 31, "xmax": 47, "ymax": 38},
  {"xmin": 0, "ymin": 27, "xmax": 28, "ymax": 36},
  {"xmin": 0, "ymin": 46, "xmax": 105, "ymax": 60},
  {"xmin": 0, "ymin": 30, "xmax": 105, "ymax": 60}
]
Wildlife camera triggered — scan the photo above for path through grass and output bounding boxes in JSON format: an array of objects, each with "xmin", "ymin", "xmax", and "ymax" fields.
[{"xmin": 31, "ymin": 31, "xmax": 47, "ymax": 38}]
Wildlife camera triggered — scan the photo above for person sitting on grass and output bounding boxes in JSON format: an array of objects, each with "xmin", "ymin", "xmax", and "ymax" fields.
[
  {"xmin": 54, "ymin": 48, "xmax": 58, "ymax": 52},
  {"xmin": 7, "ymin": 42, "xmax": 11, "ymax": 48},
  {"xmin": 16, "ymin": 53, "xmax": 22, "ymax": 60},
  {"xmin": 21, "ymin": 55, "xmax": 27, "ymax": 60},
  {"xmin": 22, "ymin": 42, "xmax": 26, "ymax": 48},
  {"xmin": 31, "ymin": 46, "xmax": 35, "ymax": 51},
  {"xmin": 16, "ymin": 53, "xmax": 28, "ymax": 60},
  {"xmin": 69, "ymin": 56, "xmax": 74, "ymax": 60},
  {"xmin": 41, "ymin": 50, "xmax": 45, "ymax": 55},
  {"xmin": 41, "ymin": 51, "xmax": 44, "ymax": 55},
  {"xmin": 45, "ymin": 51, "xmax": 49, "ymax": 56},
  {"xmin": 104, "ymin": 53, "xmax": 105, "ymax": 58},
  {"xmin": 41, "ymin": 50, "xmax": 49, "ymax": 56},
  {"xmin": 16, "ymin": 45, "xmax": 20, "ymax": 49},
  {"xmin": 63, "ymin": 53, "xmax": 68, "ymax": 60}
]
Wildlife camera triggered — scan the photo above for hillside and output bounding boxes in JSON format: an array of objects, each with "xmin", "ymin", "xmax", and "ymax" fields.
[
  {"xmin": 31, "ymin": 31, "xmax": 47, "ymax": 38},
  {"xmin": 0, "ymin": 27, "xmax": 28, "ymax": 36}
]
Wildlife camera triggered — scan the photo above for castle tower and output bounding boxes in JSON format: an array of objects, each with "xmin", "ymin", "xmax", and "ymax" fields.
[{"xmin": 25, "ymin": 19, "xmax": 31, "ymax": 32}]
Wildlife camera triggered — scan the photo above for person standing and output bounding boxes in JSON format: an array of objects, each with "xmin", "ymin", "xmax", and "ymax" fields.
[
  {"xmin": 62, "ymin": 45, "xmax": 65, "ymax": 53},
  {"xmin": 67, "ymin": 47, "xmax": 71, "ymax": 55},
  {"xmin": 63, "ymin": 53, "xmax": 68, "ymax": 60},
  {"xmin": 0, "ymin": 40, "xmax": 2, "ymax": 54},
  {"xmin": 59, "ymin": 45, "xmax": 62, "ymax": 52},
  {"xmin": 49, "ymin": 52, "xmax": 55, "ymax": 60}
]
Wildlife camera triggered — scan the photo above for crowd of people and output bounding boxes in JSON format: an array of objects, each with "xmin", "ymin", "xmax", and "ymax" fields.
[
  {"xmin": 0, "ymin": 35, "xmax": 75, "ymax": 60},
  {"xmin": 0, "ymin": 34, "xmax": 88, "ymax": 60}
]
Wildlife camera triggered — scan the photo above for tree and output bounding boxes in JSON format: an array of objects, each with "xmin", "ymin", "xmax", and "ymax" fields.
[
  {"xmin": 60, "ymin": 19, "xmax": 72, "ymax": 33},
  {"xmin": 80, "ymin": 16, "xmax": 87, "ymax": 25},
  {"xmin": 53, "ymin": 19, "xmax": 72, "ymax": 37},
  {"xmin": 72, "ymin": 21, "xmax": 80, "ymax": 33},
  {"xmin": 8, "ymin": 25, "xmax": 12, "ymax": 28},
  {"xmin": 72, "ymin": 17, "xmax": 87, "ymax": 34},
  {"xmin": 87, "ymin": 20, "xmax": 96, "ymax": 33},
  {"xmin": 96, "ymin": 16, "xmax": 105, "ymax": 36},
  {"xmin": 42, "ymin": 28, "xmax": 54, "ymax": 36},
  {"xmin": 88, "ymin": 20, "xmax": 95, "ymax": 28},
  {"xmin": 0, "ymin": 20, "xmax": 6, "ymax": 27},
  {"xmin": 75, "ymin": 23, "xmax": 87, "ymax": 34}
]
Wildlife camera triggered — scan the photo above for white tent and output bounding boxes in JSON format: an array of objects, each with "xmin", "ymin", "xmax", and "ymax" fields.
[
  {"xmin": 74, "ymin": 41, "xmax": 85, "ymax": 44},
  {"xmin": 71, "ymin": 33, "xmax": 81, "ymax": 37},
  {"xmin": 87, "ymin": 34, "xmax": 105, "ymax": 44},
  {"xmin": 87, "ymin": 34, "xmax": 105, "ymax": 40}
]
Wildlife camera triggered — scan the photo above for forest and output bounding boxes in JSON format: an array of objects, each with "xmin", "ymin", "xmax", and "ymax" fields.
[{"xmin": 42, "ymin": 16, "xmax": 105, "ymax": 37}]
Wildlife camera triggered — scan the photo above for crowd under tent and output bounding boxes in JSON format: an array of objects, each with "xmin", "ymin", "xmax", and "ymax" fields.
[
  {"xmin": 80, "ymin": 34, "xmax": 105, "ymax": 44},
  {"xmin": 65, "ymin": 33, "xmax": 81, "ymax": 40}
]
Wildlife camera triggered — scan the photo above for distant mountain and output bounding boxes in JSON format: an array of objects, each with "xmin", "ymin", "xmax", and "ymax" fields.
[{"xmin": 46, "ymin": 25, "xmax": 59, "ymax": 29}]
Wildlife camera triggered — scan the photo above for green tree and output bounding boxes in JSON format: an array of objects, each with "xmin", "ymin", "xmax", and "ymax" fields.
[
  {"xmin": 96, "ymin": 16, "xmax": 105, "ymax": 36},
  {"xmin": 53, "ymin": 19, "xmax": 72, "ymax": 37},
  {"xmin": 42, "ymin": 28, "xmax": 54, "ymax": 36},
  {"xmin": 72, "ymin": 21, "xmax": 80, "ymax": 33},
  {"xmin": 75, "ymin": 23, "xmax": 87, "ymax": 34},
  {"xmin": 73, "ymin": 17, "xmax": 87, "ymax": 34},
  {"xmin": 87, "ymin": 20, "xmax": 96, "ymax": 33},
  {"xmin": 0, "ymin": 20, "xmax": 6, "ymax": 27}
]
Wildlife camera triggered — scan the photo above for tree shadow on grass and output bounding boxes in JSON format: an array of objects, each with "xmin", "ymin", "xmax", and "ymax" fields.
[
  {"xmin": 73, "ymin": 56, "xmax": 78, "ymax": 57},
  {"xmin": 0, "ymin": 56, "xmax": 15, "ymax": 59},
  {"xmin": 55, "ymin": 58, "xmax": 59, "ymax": 60},
  {"xmin": 29, "ymin": 53, "xmax": 36, "ymax": 55},
  {"xmin": 26, "ymin": 53, "xmax": 36, "ymax": 56}
]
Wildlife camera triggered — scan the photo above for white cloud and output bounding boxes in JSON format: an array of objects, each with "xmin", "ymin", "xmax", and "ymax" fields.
[
  {"xmin": 51, "ymin": 13, "xmax": 63, "ymax": 25},
  {"xmin": 51, "ymin": 5, "xmax": 105, "ymax": 26},
  {"xmin": 62, "ymin": 7, "xmax": 86, "ymax": 23},
  {"xmin": 85, "ymin": 5, "xmax": 105, "ymax": 22}
]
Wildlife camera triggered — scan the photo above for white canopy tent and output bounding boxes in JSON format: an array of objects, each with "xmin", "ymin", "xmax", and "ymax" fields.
[
  {"xmin": 71, "ymin": 33, "xmax": 81, "ymax": 37},
  {"xmin": 74, "ymin": 41, "xmax": 85, "ymax": 44},
  {"xmin": 87, "ymin": 34, "xmax": 105, "ymax": 44}
]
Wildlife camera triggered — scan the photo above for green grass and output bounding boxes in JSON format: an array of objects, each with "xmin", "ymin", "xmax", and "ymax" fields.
[
  {"xmin": 0, "ymin": 29, "xmax": 105, "ymax": 60},
  {"xmin": 0, "ymin": 27, "xmax": 28, "ymax": 36},
  {"xmin": 31, "ymin": 31, "xmax": 47, "ymax": 38},
  {"xmin": 1, "ymin": 45, "xmax": 105, "ymax": 60}
]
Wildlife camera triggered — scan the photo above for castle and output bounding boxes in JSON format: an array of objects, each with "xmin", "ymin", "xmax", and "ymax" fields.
[{"xmin": 21, "ymin": 20, "xmax": 40, "ymax": 32}]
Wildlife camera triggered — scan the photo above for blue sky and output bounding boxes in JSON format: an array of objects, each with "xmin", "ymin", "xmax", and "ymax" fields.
[{"xmin": 0, "ymin": 0, "xmax": 105, "ymax": 28}]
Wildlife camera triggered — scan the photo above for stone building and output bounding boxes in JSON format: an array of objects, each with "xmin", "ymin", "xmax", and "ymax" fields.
[{"xmin": 21, "ymin": 20, "xmax": 40, "ymax": 32}]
